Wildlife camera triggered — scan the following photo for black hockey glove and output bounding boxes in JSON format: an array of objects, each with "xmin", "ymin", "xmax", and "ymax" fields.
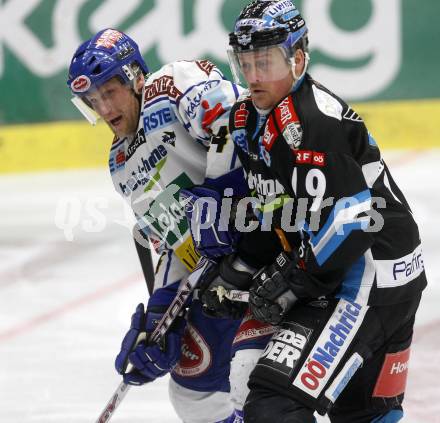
[
  {"xmin": 249, "ymin": 252, "xmax": 303, "ymax": 325},
  {"xmin": 199, "ymin": 254, "xmax": 254, "ymax": 320}
]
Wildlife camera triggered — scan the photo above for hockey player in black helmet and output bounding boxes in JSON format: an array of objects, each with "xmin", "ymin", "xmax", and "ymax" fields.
[
  {"xmin": 228, "ymin": 0, "xmax": 309, "ymax": 111},
  {"xmin": 197, "ymin": 2, "xmax": 427, "ymax": 422}
]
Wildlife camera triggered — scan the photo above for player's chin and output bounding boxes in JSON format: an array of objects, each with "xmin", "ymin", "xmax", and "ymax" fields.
[
  {"xmin": 252, "ymin": 94, "xmax": 271, "ymax": 110},
  {"xmin": 108, "ymin": 120, "xmax": 127, "ymax": 138}
]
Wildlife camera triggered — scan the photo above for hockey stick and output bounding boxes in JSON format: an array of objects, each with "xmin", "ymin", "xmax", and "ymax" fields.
[{"xmin": 95, "ymin": 256, "xmax": 214, "ymax": 423}]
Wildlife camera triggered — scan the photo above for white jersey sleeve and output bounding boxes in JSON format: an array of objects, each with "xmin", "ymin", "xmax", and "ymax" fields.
[{"xmin": 168, "ymin": 60, "xmax": 244, "ymax": 179}]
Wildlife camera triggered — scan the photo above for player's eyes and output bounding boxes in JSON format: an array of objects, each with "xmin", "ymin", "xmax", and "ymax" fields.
[
  {"xmin": 256, "ymin": 60, "xmax": 269, "ymax": 71},
  {"xmin": 241, "ymin": 62, "xmax": 252, "ymax": 72}
]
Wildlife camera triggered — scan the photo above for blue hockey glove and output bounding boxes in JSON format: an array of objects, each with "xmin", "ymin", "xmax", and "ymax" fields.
[
  {"xmin": 179, "ymin": 186, "xmax": 240, "ymax": 259},
  {"xmin": 115, "ymin": 303, "xmax": 185, "ymax": 385},
  {"xmin": 249, "ymin": 252, "xmax": 300, "ymax": 325}
]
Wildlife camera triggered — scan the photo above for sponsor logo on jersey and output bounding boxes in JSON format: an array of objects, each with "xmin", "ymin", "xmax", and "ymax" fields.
[
  {"xmin": 283, "ymin": 122, "xmax": 302, "ymax": 149},
  {"xmin": 295, "ymin": 150, "xmax": 326, "ymax": 166},
  {"xmin": 109, "ymin": 144, "xmax": 125, "ymax": 173},
  {"xmin": 144, "ymin": 75, "xmax": 182, "ymax": 103},
  {"xmin": 293, "ymin": 299, "xmax": 366, "ymax": 398},
  {"xmin": 393, "ymin": 252, "xmax": 423, "ymax": 281},
  {"xmin": 115, "ymin": 150, "xmax": 125, "ymax": 165},
  {"xmin": 161, "ymin": 130, "xmax": 176, "ymax": 146},
  {"xmin": 233, "ymin": 312, "xmax": 277, "ymax": 345},
  {"xmin": 375, "ymin": 244, "xmax": 424, "ymax": 288},
  {"xmin": 201, "ymin": 100, "xmax": 226, "ymax": 130},
  {"xmin": 95, "ymin": 29, "xmax": 123, "ymax": 49},
  {"xmin": 195, "ymin": 59, "xmax": 215, "ymax": 76},
  {"xmin": 173, "ymin": 324, "xmax": 211, "ymax": 377},
  {"xmin": 247, "ymin": 170, "xmax": 285, "ymax": 201},
  {"xmin": 126, "ymin": 128, "xmax": 147, "ymax": 160},
  {"xmin": 261, "ymin": 329, "xmax": 307, "ymax": 368},
  {"xmin": 274, "ymin": 97, "xmax": 302, "ymax": 149},
  {"xmin": 118, "ymin": 145, "xmax": 168, "ymax": 196},
  {"xmin": 70, "ymin": 75, "xmax": 91, "ymax": 93},
  {"xmin": 275, "ymin": 97, "xmax": 299, "ymax": 129},
  {"xmin": 262, "ymin": 116, "xmax": 278, "ymax": 151},
  {"xmin": 234, "ymin": 103, "xmax": 249, "ymax": 128},
  {"xmin": 257, "ymin": 322, "xmax": 312, "ymax": 377},
  {"xmin": 143, "ymin": 106, "xmax": 177, "ymax": 134},
  {"xmin": 372, "ymin": 347, "xmax": 410, "ymax": 398},
  {"xmin": 183, "ymin": 80, "xmax": 221, "ymax": 119}
]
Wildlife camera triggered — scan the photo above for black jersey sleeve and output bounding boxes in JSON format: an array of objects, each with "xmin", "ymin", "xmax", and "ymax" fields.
[{"xmin": 267, "ymin": 97, "xmax": 376, "ymax": 293}]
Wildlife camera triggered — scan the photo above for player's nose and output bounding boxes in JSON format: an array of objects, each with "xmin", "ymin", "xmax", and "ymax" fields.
[{"xmin": 95, "ymin": 98, "xmax": 114, "ymax": 118}]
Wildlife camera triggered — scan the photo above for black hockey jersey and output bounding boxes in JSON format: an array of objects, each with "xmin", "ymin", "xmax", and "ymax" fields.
[{"xmin": 230, "ymin": 74, "xmax": 426, "ymax": 306}]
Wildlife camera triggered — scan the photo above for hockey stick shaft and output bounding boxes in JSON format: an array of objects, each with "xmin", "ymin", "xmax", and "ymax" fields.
[
  {"xmin": 95, "ymin": 256, "xmax": 213, "ymax": 423},
  {"xmin": 149, "ymin": 257, "xmax": 213, "ymax": 343},
  {"xmin": 96, "ymin": 380, "xmax": 130, "ymax": 423}
]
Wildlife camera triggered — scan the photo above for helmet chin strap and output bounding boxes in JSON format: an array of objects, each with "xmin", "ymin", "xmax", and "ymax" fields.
[{"xmin": 291, "ymin": 51, "xmax": 310, "ymax": 91}]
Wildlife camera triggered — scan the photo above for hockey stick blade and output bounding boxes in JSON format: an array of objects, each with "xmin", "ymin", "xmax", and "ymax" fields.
[{"xmin": 94, "ymin": 256, "xmax": 214, "ymax": 423}]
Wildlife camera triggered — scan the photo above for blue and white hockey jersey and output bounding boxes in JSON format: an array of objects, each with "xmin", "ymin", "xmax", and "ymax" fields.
[{"xmin": 109, "ymin": 60, "xmax": 243, "ymax": 293}]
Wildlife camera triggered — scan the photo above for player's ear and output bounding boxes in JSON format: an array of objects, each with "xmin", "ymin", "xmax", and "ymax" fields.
[
  {"xmin": 134, "ymin": 74, "xmax": 145, "ymax": 94},
  {"xmin": 294, "ymin": 49, "xmax": 305, "ymax": 66}
]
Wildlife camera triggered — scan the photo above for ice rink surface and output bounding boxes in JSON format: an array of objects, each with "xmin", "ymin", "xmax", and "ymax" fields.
[{"xmin": 1, "ymin": 149, "xmax": 439, "ymax": 423}]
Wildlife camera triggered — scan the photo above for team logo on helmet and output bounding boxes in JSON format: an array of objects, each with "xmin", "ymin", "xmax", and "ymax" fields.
[
  {"xmin": 70, "ymin": 75, "xmax": 91, "ymax": 93},
  {"xmin": 95, "ymin": 29, "xmax": 123, "ymax": 49},
  {"xmin": 238, "ymin": 33, "xmax": 252, "ymax": 46}
]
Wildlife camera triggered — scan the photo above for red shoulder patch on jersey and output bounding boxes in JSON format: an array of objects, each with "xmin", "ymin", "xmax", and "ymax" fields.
[
  {"xmin": 262, "ymin": 115, "xmax": 278, "ymax": 152},
  {"xmin": 234, "ymin": 103, "xmax": 249, "ymax": 128},
  {"xmin": 275, "ymin": 96, "xmax": 299, "ymax": 130},
  {"xmin": 144, "ymin": 75, "xmax": 182, "ymax": 103},
  {"xmin": 196, "ymin": 60, "xmax": 215, "ymax": 76},
  {"xmin": 201, "ymin": 100, "xmax": 226, "ymax": 131}
]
